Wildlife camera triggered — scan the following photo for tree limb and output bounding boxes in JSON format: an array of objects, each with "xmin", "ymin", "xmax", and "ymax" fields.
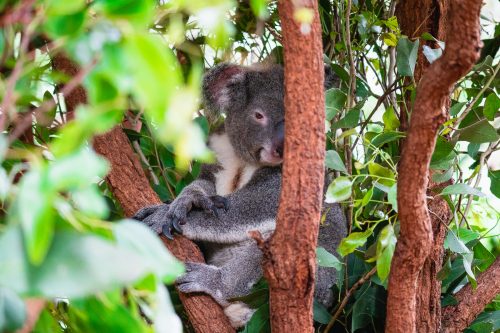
[
  {"xmin": 441, "ymin": 257, "xmax": 500, "ymax": 333},
  {"xmin": 385, "ymin": 0, "xmax": 482, "ymax": 332}
]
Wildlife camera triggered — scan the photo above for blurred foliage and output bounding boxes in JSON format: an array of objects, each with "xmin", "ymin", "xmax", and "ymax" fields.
[{"xmin": 0, "ymin": 0, "xmax": 498, "ymax": 332}]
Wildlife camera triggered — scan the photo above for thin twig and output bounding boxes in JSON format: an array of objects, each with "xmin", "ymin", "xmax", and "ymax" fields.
[
  {"xmin": 323, "ymin": 266, "xmax": 377, "ymax": 333},
  {"xmin": 350, "ymin": 80, "xmax": 400, "ymax": 149},
  {"xmin": 0, "ymin": 15, "xmax": 35, "ymax": 131},
  {"xmin": 452, "ymin": 62, "xmax": 500, "ymax": 132}
]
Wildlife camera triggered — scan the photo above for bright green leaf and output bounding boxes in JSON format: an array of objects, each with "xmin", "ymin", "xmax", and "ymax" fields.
[
  {"xmin": 483, "ymin": 93, "xmax": 500, "ymax": 121},
  {"xmin": 338, "ymin": 229, "xmax": 372, "ymax": 257},
  {"xmin": 376, "ymin": 225, "xmax": 396, "ymax": 282},
  {"xmin": 325, "ymin": 176, "xmax": 352, "ymax": 203},
  {"xmin": 368, "ymin": 162, "xmax": 395, "ymax": 186},
  {"xmin": 382, "ymin": 106, "xmax": 400, "ymax": 130}
]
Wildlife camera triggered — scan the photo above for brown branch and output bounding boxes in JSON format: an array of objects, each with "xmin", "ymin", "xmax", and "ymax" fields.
[
  {"xmin": 323, "ymin": 266, "xmax": 377, "ymax": 332},
  {"xmin": 441, "ymin": 257, "xmax": 500, "ymax": 333},
  {"xmin": 385, "ymin": 0, "xmax": 482, "ymax": 332},
  {"xmin": 261, "ymin": 1, "xmax": 325, "ymax": 331},
  {"xmin": 52, "ymin": 54, "xmax": 234, "ymax": 333}
]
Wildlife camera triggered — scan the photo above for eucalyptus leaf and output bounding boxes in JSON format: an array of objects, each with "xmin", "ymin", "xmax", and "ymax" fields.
[
  {"xmin": 316, "ymin": 247, "xmax": 342, "ymax": 270},
  {"xmin": 325, "ymin": 176, "xmax": 353, "ymax": 203},
  {"xmin": 325, "ymin": 150, "xmax": 347, "ymax": 173},
  {"xmin": 458, "ymin": 119, "xmax": 499, "ymax": 143},
  {"xmin": 440, "ymin": 183, "xmax": 485, "ymax": 197},
  {"xmin": 396, "ymin": 37, "xmax": 419, "ymax": 77}
]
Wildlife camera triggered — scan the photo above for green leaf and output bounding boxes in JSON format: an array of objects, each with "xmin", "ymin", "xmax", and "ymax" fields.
[
  {"xmin": 325, "ymin": 176, "xmax": 352, "ymax": 203},
  {"xmin": 483, "ymin": 93, "xmax": 500, "ymax": 121},
  {"xmin": 488, "ymin": 170, "xmax": 500, "ymax": 198},
  {"xmin": 458, "ymin": 119, "xmax": 500, "ymax": 143},
  {"xmin": 0, "ymin": 287, "xmax": 26, "ymax": 332},
  {"xmin": 316, "ymin": 247, "xmax": 342, "ymax": 270},
  {"xmin": 0, "ymin": 228, "xmax": 29, "ymax": 293},
  {"xmin": 338, "ymin": 229, "xmax": 372, "ymax": 257},
  {"xmin": 387, "ymin": 183, "xmax": 397, "ymax": 212},
  {"xmin": 46, "ymin": 0, "xmax": 85, "ymax": 15},
  {"xmin": 331, "ymin": 105, "xmax": 362, "ymax": 130},
  {"xmin": 396, "ymin": 37, "xmax": 419, "ymax": 77},
  {"xmin": 450, "ymin": 102, "xmax": 466, "ymax": 117},
  {"xmin": 48, "ymin": 148, "xmax": 109, "ymax": 190},
  {"xmin": 368, "ymin": 162, "xmax": 395, "ymax": 187},
  {"xmin": 96, "ymin": 0, "xmax": 155, "ymax": 27},
  {"xmin": 325, "ymin": 88, "xmax": 347, "ymax": 121},
  {"xmin": 242, "ymin": 303, "xmax": 270, "ymax": 333},
  {"xmin": 313, "ymin": 300, "xmax": 332, "ymax": 325},
  {"xmin": 421, "ymin": 32, "xmax": 435, "ymax": 41},
  {"xmin": 382, "ymin": 32, "xmax": 397, "ymax": 47},
  {"xmin": 444, "ymin": 231, "xmax": 471, "ymax": 254},
  {"xmin": 382, "ymin": 106, "xmax": 400, "ymax": 130},
  {"xmin": 376, "ymin": 225, "xmax": 396, "ymax": 282},
  {"xmin": 432, "ymin": 168, "xmax": 453, "ymax": 184},
  {"xmin": 431, "ymin": 137, "xmax": 456, "ymax": 163},
  {"xmin": 44, "ymin": 11, "xmax": 86, "ymax": 38},
  {"xmin": 33, "ymin": 232, "xmax": 151, "ymax": 298},
  {"xmin": 124, "ymin": 33, "xmax": 182, "ymax": 125},
  {"xmin": 72, "ymin": 186, "xmax": 109, "ymax": 218},
  {"xmin": 250, "ymin": 0, "xmax": 269, "ymax": 19},
  {"xmin": 384, "ymin": 16, "xmax": 399, "ymax": 32},
  {"xmin": 371, "ymin": 131, "xmax": 405, "ymax": 147},
  {"xmin": 16, "ymin": 170, "xmax": 55, "ymax": 265},
  {"xmin": 325, "ymin": 150, "xmax": 347, "ymax": 173},
  {"xmin": 440, "ymin": 183, "xmax": 485, "ymax": 197},
  {"xmin": 113, "ymin": 220, "xmax": 184, "ymax": 284}
]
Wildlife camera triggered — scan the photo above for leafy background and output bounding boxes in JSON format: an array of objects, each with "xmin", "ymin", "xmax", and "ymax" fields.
[{"xmin": 0, "ymin": 0, "xmax": 498, "ymax": 332}]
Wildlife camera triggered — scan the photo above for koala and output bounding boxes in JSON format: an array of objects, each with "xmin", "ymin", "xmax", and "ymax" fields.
[{"xmin": 133, "ymin": 63, "xmax": 347, "ymax": 328}]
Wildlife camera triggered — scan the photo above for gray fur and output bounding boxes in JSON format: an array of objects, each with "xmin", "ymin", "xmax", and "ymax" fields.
[{"xmin": 134, "ymin": 63, "xmax": 347, "ymax": 326}]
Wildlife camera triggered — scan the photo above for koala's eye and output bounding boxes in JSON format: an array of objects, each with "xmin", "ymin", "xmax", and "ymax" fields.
[{"xmin": 254, "ymin": 111, "xmax": 264, "ymax": 120}]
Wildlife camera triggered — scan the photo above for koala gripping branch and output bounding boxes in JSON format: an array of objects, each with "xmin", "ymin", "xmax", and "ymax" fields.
[
  {"xmin": 385, "ymin": 1, "xmax": 482, "ymax": 333},
  {"xmin": 258, "ymin": 1, "xmax": 326, "ymax": 332},
  {"xmin": 53, "ymin": 55, "xmax": 234, "ymax": 333}
]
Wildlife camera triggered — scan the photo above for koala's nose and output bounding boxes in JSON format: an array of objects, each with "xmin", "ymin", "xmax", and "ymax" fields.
[{"xmin": 272, "ymin": 121, "xmax": 284, "ymax": 158}]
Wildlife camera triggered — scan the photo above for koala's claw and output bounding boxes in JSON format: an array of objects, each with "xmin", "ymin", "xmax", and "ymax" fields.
[
  {"xmin": 162, "ymin": 216, "xmax": 183, "ymax": 240},
  {"xmin": 162, "ymin": 224, "xmax": 174, "ymax": 240}
]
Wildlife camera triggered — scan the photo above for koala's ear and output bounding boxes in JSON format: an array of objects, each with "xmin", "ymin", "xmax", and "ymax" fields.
[
  {"xmin": 202, "ymin": 63, "xmax": 247, "ymax": 122},
  {"xmin": 324, "ymin": 65, "xmax": 340, "ymax": 90}
]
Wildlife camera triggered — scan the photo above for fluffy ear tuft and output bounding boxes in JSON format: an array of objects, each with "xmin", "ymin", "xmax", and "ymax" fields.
[{"xmin": 202, "ymin": 63, "xmax": 247, "ymax": 123}]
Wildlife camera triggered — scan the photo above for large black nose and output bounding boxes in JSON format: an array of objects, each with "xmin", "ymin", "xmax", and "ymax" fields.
[{"xmin": 272, "ymin": 120, "xmax": 284, "ymax": 158}]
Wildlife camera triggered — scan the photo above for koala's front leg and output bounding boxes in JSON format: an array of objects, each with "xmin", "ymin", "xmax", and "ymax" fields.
[{"xmin": 176, "ymin": 263, "xmax": 228, "ymax": 306}]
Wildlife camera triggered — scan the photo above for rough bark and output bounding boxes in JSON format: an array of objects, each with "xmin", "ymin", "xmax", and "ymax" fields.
[
  {"xmin": 52, "ymin": 55, "xmax": 234, "ymax": 333},
  {"xmin": 385, "ymin": 1, "xmax": 482, "ymax": 332},
  {"xmin": 395, "ymin": 1, "xmax": 450, "ymax": 331},
  {"xmin": 441, "ymin": 257, "xmax": 500, "ymax": 333},
  {"xmin": 259, "ymin": 1, "xmax": 326, "ymax": 331}
]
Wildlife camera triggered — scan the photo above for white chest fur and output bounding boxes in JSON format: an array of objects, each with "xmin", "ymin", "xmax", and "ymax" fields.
[{"xmin": 209, "ymin": 133, "xmax": 258, "ymax": 196}]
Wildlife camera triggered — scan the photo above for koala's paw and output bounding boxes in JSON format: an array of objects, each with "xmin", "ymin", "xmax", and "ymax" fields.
[
  {"xmin": 176, "ymin": 262, "xmax": 226, "ymax": 305},
  {"xmin": 132, "ymin": 204, "xmax": 167, "ymax": 234},
  {"xmin": 162, "ymin": 194, "xmax": 229, "ymax": 239}
]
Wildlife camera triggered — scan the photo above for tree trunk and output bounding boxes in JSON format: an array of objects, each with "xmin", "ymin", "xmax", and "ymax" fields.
[
  {"xmin": 52, "ymin": 55, "xmax": 234, "ymax": 333},
  {"xmin": 259, "ymin": 1, "xmax": 326, "ymax": 331},
  {"xmin": 395, "ymin": 1, "xmax": 450, "ymax": 332},
  {"xmin": 385, "ymin": 1, "xmax": 482, "ymax": 332}
]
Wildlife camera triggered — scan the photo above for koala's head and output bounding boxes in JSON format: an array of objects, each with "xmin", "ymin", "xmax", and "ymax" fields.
[{"xmin": 203, "ymin": 63, "xmax": 337, "ymax": 166}]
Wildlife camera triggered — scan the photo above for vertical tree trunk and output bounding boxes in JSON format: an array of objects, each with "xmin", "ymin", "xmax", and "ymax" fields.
[
  {"xmin": 259, "ymin": 1, "xmax": 325, "ymax": 331},
  {"xmin": 52, "ymin": 55, "xmax": 235, "ymax": 333},
  {"xmin": 385, "ymin": 1, "xmax": 482, "ymax": 332},
  {"xmin": 395, "ymin": 1, "xmax": 450, "ymax": 332}
]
